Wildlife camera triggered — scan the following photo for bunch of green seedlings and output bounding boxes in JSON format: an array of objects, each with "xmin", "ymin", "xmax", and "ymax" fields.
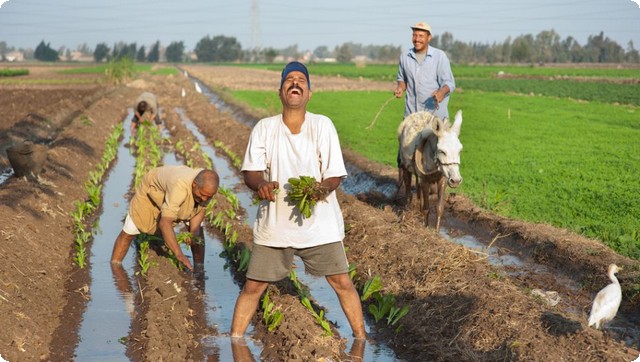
[
  {"xmin": 360, "ymin": 275, "xmax": 410, "ymax": 332},
  {"xmin": 289, "ymin": 269, "xmax": 333, "ymax": 336},
  {"xmin": 71, "ymin": 123, "xmax": 123, "ymax": 268},
  {"xmin": 261, "ymin": 289, "xmax": 284, "ymax": 331},
  {"xmin": 287, "ymin": 176, "xmax": 326, "ymax": 219}
]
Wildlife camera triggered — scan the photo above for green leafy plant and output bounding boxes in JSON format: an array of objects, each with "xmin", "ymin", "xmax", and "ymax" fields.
[
  {"xmin": 237, "ymin": 248, "xmax": 251, "ymax": 272},
  {"xmin": 136, "ymin": 240, "xmax": 155, "ymax": 276},
  {"xmin": 287, "ymin": 176, "xmax": 325, "ymax": 219},
  {"xmin": 361, "ymin": 275, "xmax": 383, "ymax": 301},
  {"xmin": 387, "ymin": 304, "xmax": 410, "ymax": 326},
  {"xmin": 262, "ymin": 291, "xmax": 283, "ymax": 332}
]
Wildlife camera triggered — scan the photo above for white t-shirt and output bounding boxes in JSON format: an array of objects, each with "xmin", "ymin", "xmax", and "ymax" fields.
[{"xmin": 242, "ymin": 112, "xmax": 347, "ymax": 248}]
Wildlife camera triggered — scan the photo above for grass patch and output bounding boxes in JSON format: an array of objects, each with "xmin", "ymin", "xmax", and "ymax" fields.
[{"xmin": 0, "ymin": 68, "xmax": 29, "ymax": 77}]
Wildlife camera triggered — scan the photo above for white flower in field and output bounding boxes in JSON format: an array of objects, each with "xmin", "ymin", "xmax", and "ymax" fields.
[{"xmin": 588, "ymin": 264, "xmax": 622, "ymax": 330}]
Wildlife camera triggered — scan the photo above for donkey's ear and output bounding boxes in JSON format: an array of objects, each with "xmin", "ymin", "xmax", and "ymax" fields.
[
  {"xmin": 432, "ymin": 116, "xmax": 445, "ymax": 136},
  {"xmin": 451, "ymin": 110, "xmax": 463, "ymax": 136}
]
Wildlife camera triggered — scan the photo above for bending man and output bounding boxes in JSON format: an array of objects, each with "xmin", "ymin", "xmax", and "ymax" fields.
[{"xmin": 111, "ymin": 165, "xmax": 219, "ymax": 271}]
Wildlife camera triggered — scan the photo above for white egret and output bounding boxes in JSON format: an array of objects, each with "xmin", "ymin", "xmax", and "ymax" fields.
[
  {"xmin": 195, "ymin": 82, "xmax": 202, "ymax": 93},
  {"xmin": 181, "ymin": 88, "xmax": 186, "ymax": 97},
  {"xmin": 588, "ymin": 263, "xmax": 622, "ymax": 330}
]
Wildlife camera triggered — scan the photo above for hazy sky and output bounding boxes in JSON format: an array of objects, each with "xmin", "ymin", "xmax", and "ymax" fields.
[{"xmin": 0, "ymin": 0, "xmax": 639, "ymax": 53}]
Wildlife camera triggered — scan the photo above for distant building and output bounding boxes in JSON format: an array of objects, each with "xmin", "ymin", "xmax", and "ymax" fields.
[
  {"xmin": 63, "ymin": 51, "xmax": 93, "ymax": 62},
  {"xmin": 5, "ymin": 51, "xmax": 24, "ymax": 62}
]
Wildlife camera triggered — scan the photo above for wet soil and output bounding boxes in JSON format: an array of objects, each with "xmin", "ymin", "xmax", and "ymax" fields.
[{"xmin": 0, "ymin": 64, "xmax": 638, "ymax": 361}]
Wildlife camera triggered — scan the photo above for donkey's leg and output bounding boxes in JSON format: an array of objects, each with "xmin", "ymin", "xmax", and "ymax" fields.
[
  {"xmin": 401, "ymin": 167, "xmax": 413, "ymax": 207},
  {"xmin": 421, "ymin": 180, "xmax": 431, "ymax": 227},
  {"xmin": 435, "ymin": 177, "xmax": 447, "ymax": 232},
  {"xmin": 413, "ymin": 173, "xmax": 421, "ymax": 210}
]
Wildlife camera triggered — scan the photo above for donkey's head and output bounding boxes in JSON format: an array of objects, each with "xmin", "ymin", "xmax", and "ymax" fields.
[{"xmin": 433, "ymin": 110, "xmax": 463, "ymax": 187}]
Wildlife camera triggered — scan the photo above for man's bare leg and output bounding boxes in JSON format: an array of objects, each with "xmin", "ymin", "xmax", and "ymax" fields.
[
  {"xmin": 231, "ymin": 279, "xmax": 270, "ymax": 337},
  {"xmin": 111, "ymin": 230, "xmax": 136, "ymax": 264},
  {"xmin": 326, "ymin": 273, "xmax": 366, "ymax": 339}
]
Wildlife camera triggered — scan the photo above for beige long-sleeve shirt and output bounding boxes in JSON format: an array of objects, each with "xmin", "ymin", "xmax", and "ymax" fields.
[{"xmin": 129, "ymin": 165, "xmax": 204, "ymax": 234}]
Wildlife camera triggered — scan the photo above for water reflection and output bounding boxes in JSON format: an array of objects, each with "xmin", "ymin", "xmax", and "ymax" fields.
[
  {"xmin": 110, "ymin": 263, "xmax": 135, "ymax": 317},
  {"xmin": 230, "ymin": 337, "xmax": 256, "ymax": 362}
]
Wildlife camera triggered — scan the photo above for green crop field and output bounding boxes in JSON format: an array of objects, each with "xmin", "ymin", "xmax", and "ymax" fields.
[
  {"xmin": 0, "ymin": 68, "xmax": 29, "ymax": 77},
  {"xmin": 228, "ymin": 63, "xmax": 640, "ymax": 259}
]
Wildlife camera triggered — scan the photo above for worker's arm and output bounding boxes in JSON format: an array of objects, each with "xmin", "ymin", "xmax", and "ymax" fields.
[
  {"xmin": 188, "ymin": 209, "xmax": 205, "ymax": 242},
  {"xmin": 313, "ymin": 176, "xmax": 342, "ymax": 201},
  {"xmin": 244, "ymin": 170, "xmax": 279, "ymax": 202},
  {"xmin": 158, "ymin": 216, "xmax": 193, "ymax": 271}
]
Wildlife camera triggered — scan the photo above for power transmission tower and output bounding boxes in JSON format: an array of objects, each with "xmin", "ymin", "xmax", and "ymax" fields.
[{"xmin": 251, "ymin": 0, "xmax": 261, "ymax": 50}]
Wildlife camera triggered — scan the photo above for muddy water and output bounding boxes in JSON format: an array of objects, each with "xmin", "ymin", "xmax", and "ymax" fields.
[
  {"xmin": 75, "ymin": 111, "xmax": 138, "ymax": 361},
  {"xmin": 178, "ymin": 108, "xmax": 402, "ymax": 360}
]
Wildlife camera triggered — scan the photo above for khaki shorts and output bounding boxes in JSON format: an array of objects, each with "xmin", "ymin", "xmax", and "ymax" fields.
[
  {"xmin": 122, "ymin": 213, "xmax": 141, "ymax": 235},
  {"xmin": 246, "ymin": 241, "xmax": 349, "ymax": 282}
]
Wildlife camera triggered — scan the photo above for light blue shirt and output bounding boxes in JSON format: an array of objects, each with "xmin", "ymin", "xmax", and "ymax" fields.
[{"xmin": 397, "ymin": 46, "xmax": 456, "ymax": 119}]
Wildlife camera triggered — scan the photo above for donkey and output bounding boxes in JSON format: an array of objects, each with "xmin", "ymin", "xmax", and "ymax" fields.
[{"xmin": 397, "ymin": 110, "xmax": 463, "ymax": 231}]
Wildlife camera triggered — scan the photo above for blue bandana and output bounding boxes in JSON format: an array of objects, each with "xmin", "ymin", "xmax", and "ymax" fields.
[{"xmin": 280, "ymin": 61, "xmax": 311, "ymax": 89}]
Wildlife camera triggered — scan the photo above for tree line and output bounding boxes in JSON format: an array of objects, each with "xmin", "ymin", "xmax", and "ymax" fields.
[{"xmin": 3, "ymin": 28, "xmax": 638, "ymax": 64}]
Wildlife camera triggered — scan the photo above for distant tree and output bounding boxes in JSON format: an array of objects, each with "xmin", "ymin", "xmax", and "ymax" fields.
[
  {"xmin": 165, "ymin": 41, "xmax": 185, "ymax": 62},
  {"xmin": 278, "ymin": 44, "xmax": 300, "ymax": 60},
  {"xmin": 625, "ymin": 41, "xmax": 639, "ymax": 63},
  {"xmin": 501, "ymin": 37, "xmax": 512, "ymax": 63},
  {"xmin": 376, "ymin": 44, "xmax": 401, "ymax": 63},
  {"xmin": 147, "ymin": 41, "xmax": 160, "ymax": 62},
  {"xmin": 136, "ymin": 46, "xmax": 146, "ymax": 62},
  {"xmin": 439, "ymin": 32, "xmax": 454, "ymax": 53},
  {"xmin": 0, "ymin": 41, "xmax": 7, "ymax": 57},
  {"xmin": 124, "ymin": 43, "xmax": 137, "ymax": 60},
  {"xmin": 194, "ymin": 35, "xmax": 242, "ymax": 62},
  {"xmin": 94, "ymin": 43, "xmax": 110, "ymax": 62},
  {"xmin": 313, "ymin": 45, "xmax": 331, "ymax": 59},
  {"xmin": 34, "ymin": 40, "xmax": 59, "ymax": 61},
  {"xmin": 65, "ymin": 48, "xmax": 72, "ymax": 61},
  {"xmin": 511, "ymin": 35, "xmax": 533, "ymax": 63},
  {"xmin": 77, "ymin": 43, "xmax": 92, "ymax": 55},
  {"xmin": 335, "ymin": 43, "xmax": 352, "ymax": 62},
  {"xmin": 533, "ymin": 29, "xmax": 560, "ymax": 63},
  {"xmin": 265, "ymin": 48, "xmax": 278, "ymax": 63}
]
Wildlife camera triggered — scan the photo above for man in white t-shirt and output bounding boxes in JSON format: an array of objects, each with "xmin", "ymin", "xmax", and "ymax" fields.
[{"xmin": 230, "ymin": 61, "xmax": 366, "ymax": 340}]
